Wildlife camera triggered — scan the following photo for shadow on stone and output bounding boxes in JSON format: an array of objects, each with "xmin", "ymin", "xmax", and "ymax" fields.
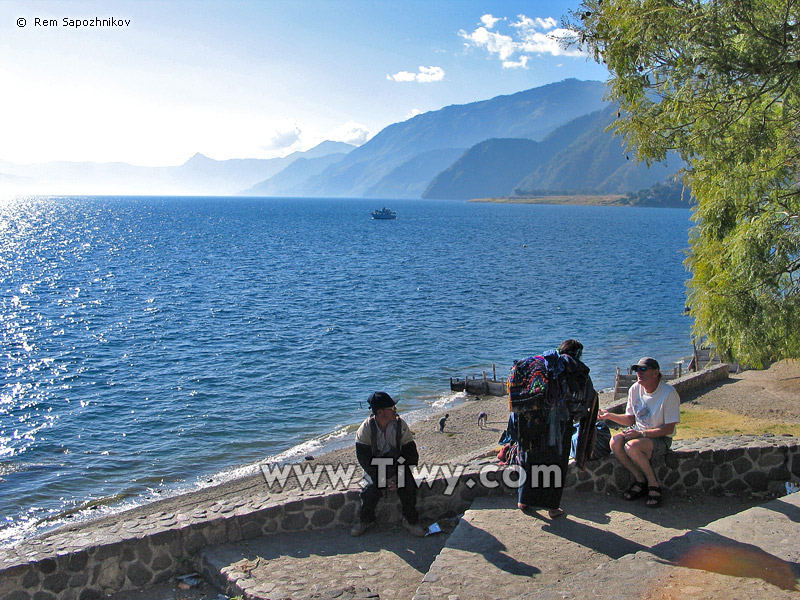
[
  {"xmin": 540, "ymin": 516, "xmax": 649, "ymax": 560},
  {"xmin": 446, "ymin": 519, "xmax": 540, "ymax": 577}
]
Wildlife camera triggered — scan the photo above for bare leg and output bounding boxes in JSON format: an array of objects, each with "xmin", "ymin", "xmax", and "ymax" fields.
[
  {"xmin": 623, "ymin": 438, "xmax": 658, "ymax": 487},
  {"xmin": 610, "ymin": 433, "xmax": 645, "ymax": 483}
]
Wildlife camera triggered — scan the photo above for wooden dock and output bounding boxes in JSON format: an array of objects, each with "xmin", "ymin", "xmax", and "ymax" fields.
[{"xmin": 450, "ymin": 364, "xmax": 507, "ymax": 397}]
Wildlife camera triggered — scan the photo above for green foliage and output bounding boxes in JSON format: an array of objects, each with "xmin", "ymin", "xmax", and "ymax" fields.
[{"xmin": 568, "ymin": 0, "xmax": 800, "ymax": 366}]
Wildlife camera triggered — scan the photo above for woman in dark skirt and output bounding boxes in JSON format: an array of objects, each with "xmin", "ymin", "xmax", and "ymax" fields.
[{"xmin": 507, "ymin": 339, "xmax": 597, "ymax": 519}]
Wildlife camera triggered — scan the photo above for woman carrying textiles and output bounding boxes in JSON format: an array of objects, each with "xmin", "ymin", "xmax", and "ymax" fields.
[{"xmin": 506, "ymin": 339, "xmax": 597, "ymax": 519}]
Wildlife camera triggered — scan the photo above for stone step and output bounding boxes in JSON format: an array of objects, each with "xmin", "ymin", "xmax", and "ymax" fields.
[
  {"xmin": 411, "ymin": 489, "xmax": 767, "ymax": 600},
  {"xmin": 510, "ymin": 491, "xmax": 800, "ymax": 600},
  {"xmin": 199, "ymin": 519, "xmax": 452, "ymax": 600}
]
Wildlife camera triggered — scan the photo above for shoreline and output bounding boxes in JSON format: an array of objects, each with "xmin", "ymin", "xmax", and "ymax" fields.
[
  {"xmin": 468, "ymin": 195, "xmax": 691, "ymax": 209},
  {"xmin": 3, "ymin": 351, "xmax": 696, "ymax": 548},
  {"xmin": 16, "ymin": 352, "xmax": 797, "ymax": 550},
  {"xmin": 470, "ymin": 194, "xmax": 628, "ymax": 206},
  {"xmin": 16, "ymin": 393, "xmax": 515, "ymax": 550}
]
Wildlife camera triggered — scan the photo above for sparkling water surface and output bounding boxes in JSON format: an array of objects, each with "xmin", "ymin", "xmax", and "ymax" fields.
[{"xmin": 0, "ymin": 195, "xmax": 693, "ymax": 543}]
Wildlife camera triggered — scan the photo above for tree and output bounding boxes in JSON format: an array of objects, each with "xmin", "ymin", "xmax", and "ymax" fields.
[{"xmin": 567, "ymin": 0, "xmax": 800, "ymax": 366}]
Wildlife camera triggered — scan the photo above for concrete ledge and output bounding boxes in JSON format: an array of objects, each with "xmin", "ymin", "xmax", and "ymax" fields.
[{"xmin": 0, "ymin": 363, "xmax": 789, "ymax": 600}]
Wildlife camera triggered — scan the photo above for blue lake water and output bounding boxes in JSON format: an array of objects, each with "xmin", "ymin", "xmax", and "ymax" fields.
[{"xmin": 0, "ymin": 195, "xmax": 693, "ymax": 544}]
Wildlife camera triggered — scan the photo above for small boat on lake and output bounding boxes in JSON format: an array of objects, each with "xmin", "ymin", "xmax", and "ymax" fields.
[{"xmin": 371, "ymin": 207, "xmax": 397, "ymax": 220}]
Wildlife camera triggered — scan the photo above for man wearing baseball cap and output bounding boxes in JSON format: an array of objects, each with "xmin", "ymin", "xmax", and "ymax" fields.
[
  {"xmin": 350, "ymin": 391, "xmax": 426, "ymax": 537},
  {"xmin": 598, "ymin": 357, "xmax": 680, "ymax": 508}
]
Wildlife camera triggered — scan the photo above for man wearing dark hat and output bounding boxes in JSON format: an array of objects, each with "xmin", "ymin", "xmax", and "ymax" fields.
[
  {"xmin": 598, "ymin": 357, "xmax": 680, "ymax": 508},
  {"xmin": 351, "ymin": 391, "xmax": 425, "ymax": 537}
]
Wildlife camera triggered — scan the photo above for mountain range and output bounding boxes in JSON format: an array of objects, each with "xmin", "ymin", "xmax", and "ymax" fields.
[
  {"xmin": 424, "ymin": 103, "xmax": 683, "ymax": 199},
  {"xmin": 0, "ymin": 79, "xmax": 682, "ymax": 199},
  {"xmin": 0, "ymin": 141, "xmax": 356, "ymax": 196}
]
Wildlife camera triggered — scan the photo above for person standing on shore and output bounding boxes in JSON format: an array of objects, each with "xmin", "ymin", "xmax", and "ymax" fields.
[
  {"xmin": 598, "ymin": 357, "xmax": 680, "ymax": 508},
  {"xmin": 351, "ymin": 391, "xmax": 426, "ymax": 537},
  {"xmin": 507, "ymin": 339, "xmax": 596, "ymax": 519},
  {"xmin": 439, "ymin": 414, "xmax": 449, "ymax": 432}
]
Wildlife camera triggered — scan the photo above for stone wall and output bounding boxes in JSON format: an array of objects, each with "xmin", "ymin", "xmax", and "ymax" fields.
[{"xmin": 566, "ymin": 434, "xmax": 800, "ymax": 497}]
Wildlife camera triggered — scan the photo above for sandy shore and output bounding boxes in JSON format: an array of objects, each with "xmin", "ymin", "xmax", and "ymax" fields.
[{"xmin": 79, "ymin": 393, "xmax": 516, "ymax": 527}]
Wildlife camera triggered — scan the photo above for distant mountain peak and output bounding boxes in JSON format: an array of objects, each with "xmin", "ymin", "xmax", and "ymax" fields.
[
  {"xmin": 183, "ymin": 152, "xmax": 214, "ymax": 166},
  {"xmin": 297, "ymin": 141, "xmax": 357, "ymax": 159}
]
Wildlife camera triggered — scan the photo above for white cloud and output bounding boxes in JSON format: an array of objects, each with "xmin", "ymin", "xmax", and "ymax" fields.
[
  {"xmin": 480, "ymin": 14, "xmax": 503, "ymax": 28},
  {"xmin": 404, "ymin": 108, "xmax": 423, "ymax": 121},
  {"xmin": 417, "ymin": 65, "xmax": 445, "ymax": 82},
  {"xmin": 512, "ymin": 15, "xmax": 583, "ymax": 58},
  {"xmin": 387, "ymin": 65, "xmax": 445, "ymax": 83},
  {"xmin": 503, "ymin": 56, "xmax": 529, "ymax": 70},
  {"xmin": 328, "ymin": 121, "xmax": 371, "ymax": 146},
  {"xmin": 387, "ymin": 70, "xmax": 417, "ymax": 82},
  {"xmin": 263, "ymin": 125, "xmax": 302, "ymax": 151},
  {"xmin": 459, "ymin": 26, "xmax": 516, "ymax": 61},
  {"xmin": 513, "ymin": 16, "xmax": 558, "ymax": 31},
  {"xmin": 460, "ymin": 13, "xmax": 585, "ymax": 69}
]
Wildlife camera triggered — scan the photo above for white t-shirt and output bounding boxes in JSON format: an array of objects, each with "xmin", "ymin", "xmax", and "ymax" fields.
[{"xmin": 625, "ymin": 380, "xmax": 680, "ymax": 437}]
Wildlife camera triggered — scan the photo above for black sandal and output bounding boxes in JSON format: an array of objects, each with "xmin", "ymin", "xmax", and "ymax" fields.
[
  {"xmin": 646, "ymin": 486, "xmax": 662, "ymax": 508},
  {"xmin": 623, "ymin": 480, "xmax": 647, "ymax": 501}
]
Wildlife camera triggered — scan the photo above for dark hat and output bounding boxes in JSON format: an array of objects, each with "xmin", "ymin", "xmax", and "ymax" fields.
[
  {"xmin": 367, "ymin": 391, "xmax": 396, "ymax": 412},
  {"xmin": 631, "ymin": 357, "xmax": 660, "ymax": 371}
]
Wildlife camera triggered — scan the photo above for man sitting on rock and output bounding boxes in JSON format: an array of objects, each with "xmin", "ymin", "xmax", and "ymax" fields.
[
  {"xmin": 598, "ymin": 357, "xmax": 680, "ymax": 508},
  {"xmin": 351, "ymin": 391, "xmax": 426, "ymax": 537}
]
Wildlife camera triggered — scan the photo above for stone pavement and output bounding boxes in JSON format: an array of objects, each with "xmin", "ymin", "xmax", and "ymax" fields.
[
  {"xmin": 189, "ymin": 489, "xmax": 774, "ymax": 600},
  {"xmin": 410, "ymin": 491, "xmax": 793, "ymax": 600},
  {"xmin": 513, "ymin": 489, "xmax": 800, "ymax": 600},
  {"xmin": 201, "ymin": 521, "xmax": 453, "ymax": 600}
]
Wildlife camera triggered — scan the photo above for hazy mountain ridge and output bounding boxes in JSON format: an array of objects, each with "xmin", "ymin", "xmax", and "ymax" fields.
[
  {"xmin": 514, "ymin": 104, "xmax": 682, "ymax": 195},
  {"xmin": 293, "ymin": 79, "xmax": 607, "ymax": 198},
  {"xmin": 363, "ymin": 148, "xmax": 465, "ymax": 199},
  {"xmin": 241, "ymin": 153, "xmax": 349, "ymax": 197},
  {"xmin": 0, "ymin": 80, "xmax": 681, "ymax": 199},
  {"xmin": 0, "ymin": 141, "xmax": 356, "ymax": 196},
  {"xmin": 423, "ymin": 138, "xmax": 550, "ymax": 200},
  {"xmin": 424, "ymin": 104, "xmax": 683, "ymax": 200}
]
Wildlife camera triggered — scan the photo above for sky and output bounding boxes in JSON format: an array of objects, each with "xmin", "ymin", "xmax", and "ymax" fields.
[{"xmin": 0, "ymin": 0, "xmax": 608, "ymax": 167}]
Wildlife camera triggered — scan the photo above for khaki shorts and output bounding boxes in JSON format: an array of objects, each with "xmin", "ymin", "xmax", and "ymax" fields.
[{"xmin": 650, "ymin": 436, "xmax": 673, "ymax": 458}]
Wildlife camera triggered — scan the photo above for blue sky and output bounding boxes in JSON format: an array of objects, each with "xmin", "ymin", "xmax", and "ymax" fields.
[{"xmin": 0, "ymin": 0, "xmax": 608, "ymax": 166}]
